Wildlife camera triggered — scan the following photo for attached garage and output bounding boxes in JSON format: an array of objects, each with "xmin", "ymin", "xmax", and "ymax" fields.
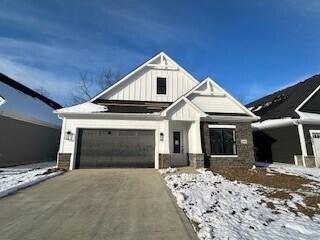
[{"xmin": 75, "ymin": 129, "xmax": 155, "ymax": 168}]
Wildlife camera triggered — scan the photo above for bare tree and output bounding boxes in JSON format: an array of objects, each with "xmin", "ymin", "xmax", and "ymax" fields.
[{"xmin": 70, "ymin": 68, "xmax": 121, "ymax": 105}]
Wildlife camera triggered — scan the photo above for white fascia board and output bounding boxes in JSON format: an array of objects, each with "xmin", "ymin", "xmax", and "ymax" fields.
[
  {"xmin": 209, "ymin": 124, "xmax": 236, "ymax": 129},
  {"xmin": 252, "ymin": 118, "xmax": 296, "ymax": 130},
  {"xmin": 0, "ymin": 110, "xmax": 61, "ymax": 129},
  {"xmin": 206, "ymin": 77, "xmax": 258, "ymax": 118},
  {"xmin": 185, "ymin": 77, "xmax": 259, "ymax": 119},
  {"xmin": 90, "ymin": 53, "xmax": 163, "ymax": 102},
  {"xmin": 203, "ymin": 115, "xmax": 259, "ymax": 123},
  {"xmin": 185, "ymin": 78, "xmax": 208, "ymax": 98},
  {"xmin": 90, "ymin": 52, "xmax": 199, "ymax": 102},
  {"xmin": 295, "ymin": 84, "xmax": 320, "ymax": 115},
  {"xmin": 161, "ymin": 96, "xmax": 206, "ymax": 117},
  {"xmin": 296, "ymin": 111, "xmax": 320, "ymax": 120},
  {"xmin": 252, "ymin": 117, "xmax": 320, "ymax": 131},
  {"xmin": 57, "ymin": 112, "xmax": 164, "ymax": 120},
  {"xmin": 161, "ymin": 52, "xmax": 199, "ymax": 85}
]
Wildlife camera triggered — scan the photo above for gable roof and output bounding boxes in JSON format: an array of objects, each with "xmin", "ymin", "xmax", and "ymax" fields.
[
  {"xmin": 90, "ymin": 52, "xmax": 199, "ymax": 102},
  {"xmin": 246, "ymin": 74, "xmax": 320, "ymax": 121},
  {"xmin": 0, "ymin": 73, "xmax": 62, "ymax": 110},
  {"xmin": 161, "ymin": 96, "xmax": 206, "ymax": 117},
  {"xmin": 187, "ymin": 77, "xmax": 258, "ymax": 118}
]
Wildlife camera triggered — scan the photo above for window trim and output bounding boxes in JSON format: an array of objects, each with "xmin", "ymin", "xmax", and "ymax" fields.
[
  {"xmin": 209, "ymin": 124, "xmax": 236, "ymax": 129},
  {"xmin": 209, "ymin": 126, "xmax": 237, "ymax": 156},
  {"xmin": 156, "ymin": 77, "xmax": 167, "ymax": 95}
]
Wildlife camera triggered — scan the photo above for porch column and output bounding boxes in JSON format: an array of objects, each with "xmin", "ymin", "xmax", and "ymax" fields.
[
  {"xmin": 297, "ymin": 124, "xmax": 307, "ymax": 167},
  {"xmin": 158, "ymin": 119, "xmax": 171, "ymax": 169},
  {"xmin": 188, "ymin": 120, "xmax": 204, "ymax": 168},
  {"xmin": 163, "ymin": 119, "xmax": 170, "ymax": 153}
]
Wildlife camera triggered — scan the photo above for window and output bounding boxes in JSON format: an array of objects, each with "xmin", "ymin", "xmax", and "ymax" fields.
[
  {"xmin": 157, "ymin": 77, "xmax": 166, "ymax": 94},
  {"xmin": 210, "ymin": 128, "xmax": 236, "ymax": 155}
]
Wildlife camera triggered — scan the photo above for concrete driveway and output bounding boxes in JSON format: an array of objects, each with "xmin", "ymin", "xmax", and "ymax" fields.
[{"xmin": 0, "ymin": 169, "xmax": 197, "ymax": 240}]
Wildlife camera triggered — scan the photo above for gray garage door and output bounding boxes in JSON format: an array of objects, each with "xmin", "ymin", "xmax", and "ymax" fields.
[{"xmin": 75, "ymin": 129, "xmax": 155, "ymax": 168}]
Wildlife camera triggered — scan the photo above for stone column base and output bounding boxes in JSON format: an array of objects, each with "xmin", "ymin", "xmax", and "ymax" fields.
[
  {"xmin": 304, "ymin": 155, "xmax": 316, "ymax": 168},
  {"xmin": 159, "ymin": 154, "xmax": 171, "ymax": 169},
  {"xmin": 188, "ymin": 153, "xmax": 204, "ymax": 168},
  {"xmin": 57, "ymin": 153, "xmax": 71, "ymax": 171}
]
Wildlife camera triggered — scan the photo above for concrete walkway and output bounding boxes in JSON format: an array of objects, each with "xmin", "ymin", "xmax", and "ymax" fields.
[{"xmin": 0, "ymin": 169, "xmax": 197, "ymax": 240}]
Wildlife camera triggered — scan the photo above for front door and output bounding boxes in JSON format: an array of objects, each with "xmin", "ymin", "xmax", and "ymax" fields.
[
  {"xmin": 171, "ymin": 131, "xmax": 188, "ymax": 167},
  {"xmin": 173, "ymin": 131, "xmax": 182, "ymax": 153},
  {"xmin": 311, "ymin": 131, "xmax": 320, "ymax": 167}
]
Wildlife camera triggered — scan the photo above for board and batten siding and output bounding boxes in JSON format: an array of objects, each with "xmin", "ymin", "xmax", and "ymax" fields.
[
  {"xmin": 166, "ymin": 100, "xmax": 201, "ymax": 121},
  {"xmin": 99, "ymin": 68, "xmax": 197, "ymax": 102},
  {"xmin": 189, "ymin": 94, "xmax": 246, "ymax": 114}
]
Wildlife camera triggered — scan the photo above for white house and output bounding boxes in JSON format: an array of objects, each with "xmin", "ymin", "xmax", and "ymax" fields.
[{"xmin": 55, "ymin": 52, "xmax": 259, "ymax": 170}]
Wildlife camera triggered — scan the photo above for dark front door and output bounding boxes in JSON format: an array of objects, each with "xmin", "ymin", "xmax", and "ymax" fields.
[
  {"xmin": 75, "ymin": 129, "xmax": 155, "ymax": 168},
  {"xmin": 173, "ymin": 131, "xmax": 181, "ymax": 153}
]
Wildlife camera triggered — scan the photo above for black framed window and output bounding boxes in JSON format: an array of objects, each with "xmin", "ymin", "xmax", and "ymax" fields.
[
  {"xmin": 210, "ymin": 128, "xmax": 236, "ymax": 155},
  {"xmin": 157, "ymin": 77, "xmax": 166, "ymax": 94}
]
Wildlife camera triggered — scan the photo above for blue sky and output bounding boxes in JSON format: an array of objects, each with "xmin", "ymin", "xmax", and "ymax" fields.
[{"xmin": 1, "ymin": 0, "xmax": 320, "ymax": 105}]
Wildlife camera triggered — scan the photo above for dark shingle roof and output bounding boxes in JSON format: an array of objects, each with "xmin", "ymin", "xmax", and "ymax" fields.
[
  {"xmin": 93, "ymin": 99, "xmax": 172, "ymax": 113},
  {"xmin": 0, "ymin": 73, "xmax": 62, "ymax": 109},
  {"xmin": 246, "ymin": 74, "xmax": 320, "ymax": 121}
]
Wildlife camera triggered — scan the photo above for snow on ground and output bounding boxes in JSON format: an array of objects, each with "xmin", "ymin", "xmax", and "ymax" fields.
[
  {"xmin": 256, "ymin": 162, "xmax": 320, "ymax": 182},
  {"xmin": 0, "ymin": 162, "xmax": 63, "ymax": 198},
  {"xmin": 159, "ymin": 167, "xmax": 177, "ymax": 175},
  {"xmin": 165, "ymin": 169, "xmax": 320, "ymax": 240}
]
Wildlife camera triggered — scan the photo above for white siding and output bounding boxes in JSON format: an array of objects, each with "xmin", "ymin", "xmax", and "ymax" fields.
[
  {"xmin": 99, "ymin": 68, "xmax": 196, "ymax": 102},
  {"xmin": 166, "ymin": 101, "xmax": 201, "ymax": 121},
  {"xmin": 189, "ymin": 94, "xmax": 246, "ymax": 114}
]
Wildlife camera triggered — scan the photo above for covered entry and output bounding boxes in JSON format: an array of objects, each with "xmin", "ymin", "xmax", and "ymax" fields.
[{"xmin": 75, "ymin": 129, "xmax": 155, "ymax": 168}]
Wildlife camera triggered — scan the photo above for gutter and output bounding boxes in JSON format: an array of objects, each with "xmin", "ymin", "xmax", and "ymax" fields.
[
  {"xmin": 203, "ymin": 115, "xmax": 260, "ymax": 122},
  {"xmin": 252, "ymin": 118, "xmax": 320, "ymax": 130},
  {"xmin": 56, "ymin": 111, "xmax": 164, "ymax": 120}
]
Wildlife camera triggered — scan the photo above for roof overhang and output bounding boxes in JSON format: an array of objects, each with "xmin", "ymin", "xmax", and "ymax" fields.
[
  {"xmin": 252, "ymin": 117, "xmax": 320, "ymax": 131},
  {"xmin": 203, "ymin": 114, "xmax": 260, "ymax": 123},
  {"xmin": 56, "ymin": 111, "xmax": 164, "ymax": 120}
]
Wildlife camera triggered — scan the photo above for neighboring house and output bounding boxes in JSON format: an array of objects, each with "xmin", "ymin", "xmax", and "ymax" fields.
[
  {"xmin": 247, "ymin": 74, "xmax": 320, "ymax": 168},
  {"xmin": 0, "ymin": 73, "xmax": 62, "ymax": 167},
  {"xmin": 55, "ymin": 52, "xmax": 259, "ymax": 170}
]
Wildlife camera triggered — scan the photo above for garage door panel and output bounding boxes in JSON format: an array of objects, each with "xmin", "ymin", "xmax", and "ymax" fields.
[{"xmin": 75, "ymin": 129, "xmax": 155, "ymax": 168}]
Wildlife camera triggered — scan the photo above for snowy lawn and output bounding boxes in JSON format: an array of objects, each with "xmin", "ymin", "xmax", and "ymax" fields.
[
  {"xmin": 163, "ymin": 168, "xmax": 320, "ymax": 240},
  {"xmin": 0, "ymin": 162, "xmax": 63, "ymax": 198},
  {"xmin": 256, "ymin": 162, "xmax": 320, "ymax": 182}
]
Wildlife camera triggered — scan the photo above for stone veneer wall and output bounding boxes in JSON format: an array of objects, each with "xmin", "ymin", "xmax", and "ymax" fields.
[
  {"xmin": 57, "ymin": 153, "xmax": 71, "ymax": 170},
  {"xmin": 201, "ymin": 122, "xmax": 255, "ymax": 168},
  {"xmin": 158, "ymin": 153, "xmax": 204, "ymax": 169}
]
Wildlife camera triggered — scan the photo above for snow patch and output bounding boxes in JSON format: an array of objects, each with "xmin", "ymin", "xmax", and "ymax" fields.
[
  {"xmin": 159, "ymin": 167, "xmax": 177, "ymax": 175},
  {"xmin": 165, "ymin": 170, "xmax": 320, "ymax": 240},
  {"xmin": 55, "ymin": 102, "xmax": 108, "ymax": 114},
  {"xmin": 0, "ymin": 162, "xmax": 63, "ymax": 198},
  {"xmin": 256, "ymin": 163, "xmax": 320, "ymax": 182}
]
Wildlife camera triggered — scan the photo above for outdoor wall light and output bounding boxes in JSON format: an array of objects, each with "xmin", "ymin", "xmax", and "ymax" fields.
[
  {"xmin": 160, "ymin": 132, "xmax": 164, "ymax": 141},
  {"xmin": 66, "ymin": 131, "xmax": 74, "ymax": 141}
]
